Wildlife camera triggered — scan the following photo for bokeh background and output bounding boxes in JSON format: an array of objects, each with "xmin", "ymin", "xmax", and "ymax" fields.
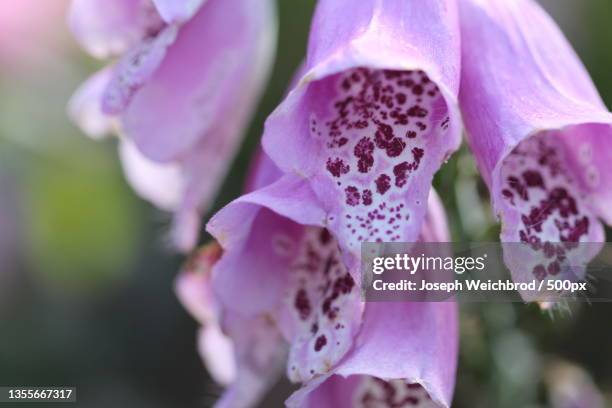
[{"xmin": 0, "ymin": 1, "xmax": 611, "ymax": 407}]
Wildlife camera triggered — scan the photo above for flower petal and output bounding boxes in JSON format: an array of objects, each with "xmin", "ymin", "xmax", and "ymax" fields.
[
  {"xmin": 121, "ymin": 138, "xmax": 219, "ymax": 252},
  {"xmin": 244, "ymin": 148, "xmax": 283, "ymax": 193},
  {"xmin": 175, "ymin": 243, "xmax": 235, "ymax": 386},
  {"xmin": 169, "ymin": 136, "xmax": 278, "ymax": 252},
  {"xmin": 208, "ymin": 173, "xmax": 327, "ymax": 317},
  {"xmin": 67, "ymin": 67, "xmax": 115, "ymax": 139},
  {"xmin": 212, "ymin": 208, "xmax": 362, "ymax": 383},
  {"xmin": 210, "ymin": 153, "xmax": 455, "ymax": 388},
  {"xmin": 102, "ymin": 23, "xmax": 179, "ymax": 115},
  {"xmin": 68, "ymin": 0, "xmax": 163, "ymax": 59},
  {"xmin": 280, "ymin": 189, "xmax": 449, "ymax": 384},
  {"xmin": 118, "ymin": 138, "xmax": 183, "ymax": 212},
  {"xmin": 197, "ymin": 326, "xmax": 236, "ymax": 387},
  {"xmin": 458, "ymin": 0, "xmax": 612, "ymax": 292},
  {"xmin": 122, "ymin": 0, "xmax": 278, "ymax": 162},
  {"xmin": 498, "ymin": 134, "xmax": 604, "ymax": 289},
  {"xmin": 175, "ymin": 243, "xmax": 223, "ymax": 324},
  {"xmin": 287, "ymin": 301, "xmax": 459, "ymax": 408},
  {"xmin": 286, "ymin": 186, "xmax": 456, "ymax": 407},
  {"xmin": 176, "ymin": 242, "xmax": 286, "ymax": 406},
  {"xmin": 216, "ymin": 313, "xmax": 287, "ymax": 408},
  {"xmin": 151, "ymin": 0, "xmax": 206, "ymax": 23},
  {"xmin": 420, "ymin": 189, "xmax": 451, "ymax": 243},
  {"xmin": 278, "ymin": 227, "xmax": 362, "ymax": 383},
  {"xmin": 263, "ymin": 0, "xmax": 461, "ymax": 267},
  {"xmin": 459, "ymin": 0, "xmax": 612, "ymax": 194},
  {"xmin": 209, "ymin": 156, "xmax": 360, "ymax": 382}
]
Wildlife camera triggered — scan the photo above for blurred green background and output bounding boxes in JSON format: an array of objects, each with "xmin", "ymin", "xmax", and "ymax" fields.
[{"xmin": 0, "ymin": 1, "xmax": 611, "ymax": 407}]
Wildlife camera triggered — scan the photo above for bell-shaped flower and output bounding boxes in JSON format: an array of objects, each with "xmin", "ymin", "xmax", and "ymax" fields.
[
  {"xmin": 261, "ymin": 0, "xmax": 463, "ymax": 273},
  {"xmin": 206, "ymin": 146, "xmax": 458, "ymax": 405},
  {"xmin": 458, "ymin": 0, "xmax": 612, "ymax": 290},
  {"xmin": 68, "ymin": 0, "xmax": 277, "ymax": 252},
  {"xmin": 175, "ymin": 242, "xmax": 287, "ymax": 408},
  {"xmin": 285, "ymin": 190, "xmax": 458, "ymax": 408}
]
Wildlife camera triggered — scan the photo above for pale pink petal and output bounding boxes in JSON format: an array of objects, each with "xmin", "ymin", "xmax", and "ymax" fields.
[
  {"xmin": 102, "ymin": 24, "xmax": 179, "ymax": 115},
  {"xmin": 68, "ymin": 67, "xmax": 114, "ymax": 139},
  {"xmin": 420, "ymin": 189, "xmax": 451, "ymax": 243},
  {"xmin": 68, "ymin": 0, "xmax": 163, "ymax": 59},
  {"xmin": 152, "ymin": 0, "xmax": 207, "ymax": 23},
  {"xmin": 118, "ymin": 139, "xmax": 183, "ymax": 212},
  {"xmin": 175, "ymin": 243, "xmax": 285, "ymax": 405},
  {"xmin": 215, "ymin": 313, "xmax": 286, "ymax": 408},
  {"xmin": 197, "ymin": 326, "xmax": 236, "ymax": 386},
  {"xmin": 123, "ymin": 0, "xmax": 278, "ymax": 162},
  {"xmin": 287, "ymin": 302, "xmax": 458, "ymax": 408}
]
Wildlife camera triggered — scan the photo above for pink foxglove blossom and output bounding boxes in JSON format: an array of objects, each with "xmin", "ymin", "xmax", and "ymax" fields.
[
  {"xmin": 458, "ymin": 0, "xmax": 612, "ymax": 292},
  {"xmin": 204, "ymin": 149, "xmax": 458, "ymax": 407},
  {"xmin": 68, "ymin": 0, "xmax": 277, "ymax": 252},
  {"xmin": 261, "ymin": 0, "xmax": 463, "ymax": 274}
]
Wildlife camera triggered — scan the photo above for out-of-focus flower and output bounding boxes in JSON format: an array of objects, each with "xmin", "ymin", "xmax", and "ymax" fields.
[
  {"xmin": 205, "ymin": 147, "xmax": 458, "ymax": 406},
  {"xmin": 175, "ymin": 243, "xmax": 235, "ymax": 386},
  {"xmin": 261, "ymin": 0, "xmax": 462, "ymax": 274},
  {"xmin": 458, "ymin": 0, "xmax": 612, "ymax": 292},
  {"xmin": 175, "ymin": 242, "xmax": 287, "ymax": 408},
  {"xmin": 68, "ymin": 0, "xmax": 278, "ymax": 252},
  {"xmin": 545, "ymin": 360, "xmax": 605, "ymax": 408}
]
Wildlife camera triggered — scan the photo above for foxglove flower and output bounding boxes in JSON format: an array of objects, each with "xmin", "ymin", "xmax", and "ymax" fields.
[
  {"xmin": 175, "ymin": 242, "xmax": 287, "ymax": 408},
  {"xmin": 285, "ymin": 192, "xmax": 458, "ymax": 408},
  {"xmin": 68, "ymin": 0, "xmax": 277, "ymax": 251},
  {"xmin": 458, "ymin": 0, "xmax": 612, "ymax": 292},
  {"xmin": 261, "ymin": 0, "xmax": 462, "ymax": 273},
  {"xmin": 207, "ymin": 148, "xmax": 458, "ymax": 406}
]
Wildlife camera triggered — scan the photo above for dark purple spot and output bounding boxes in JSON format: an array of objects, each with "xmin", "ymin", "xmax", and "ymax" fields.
[
  {"xmin": 345, "ymin": 186, "xmax": 360, "ymax": 206},
  {"xmin": 533, "ymin": 264, "xmax": 547, "ymax": 280},
  {"xmin": 294, "ymin": 289, "xmax": 311, "ymax": 320},
  {"xmin": 376, "ymin": 174, "xmax": 391, "ymax": 195},
  {"xmin": 314, "ymin": 335, "xmax": 327, "ymax": 352},
  {"xmin": 354, "ymin": 137, "xmax": 375, "ymax": 173},
  {"xmin": 386, "ymin": 137, "xmax": 406, "ymax": 157},
  {"xmin": 326, "ymin": 158, "xmax": 349, "ymax": 177},
  {"xmin": 362, "ymin": 189, "xmax": 373, "ymax": 206},
  {"xmin": 407, "ymin": 105, "xmax": 428, "ymax": 118},
  {"xmin": 523, "ymin": 170, "xmax": 545, "ymax": 189}
]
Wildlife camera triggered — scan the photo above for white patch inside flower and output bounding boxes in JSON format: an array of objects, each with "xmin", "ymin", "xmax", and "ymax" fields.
[
  {"xmin": 285, "ymin": 228, "xmax": 362, "ymax": 383},
  {"xmin": 353, "ymin": 377, "xmax": 440, "ymax": 408},
  {"xmin": 309, "ymin": 68, "xmax": 450, "ymax": 250}
]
